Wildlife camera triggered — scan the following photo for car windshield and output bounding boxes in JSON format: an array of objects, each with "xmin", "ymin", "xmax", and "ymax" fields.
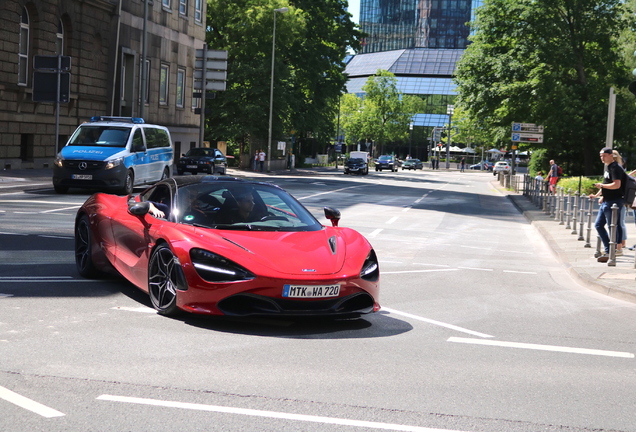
[
  {"xmin": 185, "ymin": 148, "xmax": 214, "ymax": 157},
  {"xmin": 67, "ymin": 126, "xmax": 131, "ymax": 148},
  {"xmin": 149, "ymin": 183, "xmax": 323, "ymax": 232},
  {"xmin": 378, "ymin": 156, "xmax": 392, "ymax": 161},
  {"xmin": 348, "ymin": 158, "xmax": 363, "ymax": 163}
]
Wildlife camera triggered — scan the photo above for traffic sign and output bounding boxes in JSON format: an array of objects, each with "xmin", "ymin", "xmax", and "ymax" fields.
[
  {"xmin": 195, "ymin": 49, "xmax": 228, "ymax": 60},
  {"xmin": 512, "ymin": 122, "xmax": 544, "ymax": 133},
  {"xmin": 194, "ymin": 70, "xmax": 227, "ymax": 81},
  {"xmin": 195, "ymin": 59, "xmax": 228, "ymax": 71},
  {"xmin": 511, "ymin": 132, "xmax": 543, "ymax": 143}
]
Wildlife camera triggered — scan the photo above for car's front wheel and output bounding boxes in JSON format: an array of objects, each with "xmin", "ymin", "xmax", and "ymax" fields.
[
  {"xmin": 121, "ymin": 170, "xmax": 134, "ymax": 195},
  {"xmin": 75, "ymin": 215, "xmax": 99, "ymax": 278},
  {"xmin": 148, "ymin": 244, "xmax": 184, "ymax": 316}
]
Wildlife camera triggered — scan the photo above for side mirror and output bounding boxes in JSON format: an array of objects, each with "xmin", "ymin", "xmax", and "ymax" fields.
[
  {"xmin": 324, "ymin": 207, "xmax": 341, "ymax": 227},
  {"xmin": 128, "ymin": 201, "xmax": 150, "ymax": 216}
]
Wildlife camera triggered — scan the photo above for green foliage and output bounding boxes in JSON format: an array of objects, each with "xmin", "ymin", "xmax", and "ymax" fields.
[
  {"xmin": 454, "ymin": 0, "xmax": 636, "ymax": 176},
  {"xmin": 338, "ymin": 70, "xmax": 422, "ymax": 154},
  {"xmin": 204, "ymin": 0, "xmax": 362, "ymax": 151},
  {"xmin": 557, "ymin": 176, "xmax": 602, "ymax": 196}
]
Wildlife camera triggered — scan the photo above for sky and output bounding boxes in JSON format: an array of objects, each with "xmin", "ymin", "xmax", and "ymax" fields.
[{"xmin": 348, "ymin": 0, "xmax": 359, "ymax": 24}]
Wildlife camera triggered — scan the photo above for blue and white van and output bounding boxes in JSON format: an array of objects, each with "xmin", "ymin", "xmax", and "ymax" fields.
[{"xmin": 52, "ymin": 116, "xmax": 174, "ymax": 195}]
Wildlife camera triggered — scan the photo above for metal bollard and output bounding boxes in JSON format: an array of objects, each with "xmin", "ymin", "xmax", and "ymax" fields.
[
  {"xmin": 542, "ymin": 183, "xmax": 548, "ymax": 212},
  {"xmin": 571, "ymin": 191, "xmax": 578, "ymax": 234},
  {"xmin": 585, "ymin": 197, "xmax": 594, "ymax": 248},
  {"xmin": 578, "ymin": 193, "xmax": 586, "ymax": 240},
  {"xmin": 565, "ymin": 189, "xmax": 572, "ymax": 229},
  {"xmin": 608, "ymin": 203, "xmax": 619, "ymax": 266},
  {"xmin": 559, "ymin": 187, "xmax": 565, "ymax": 225}
]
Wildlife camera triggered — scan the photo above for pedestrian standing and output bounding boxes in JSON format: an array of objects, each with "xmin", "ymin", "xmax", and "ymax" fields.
[
  {"xmin": 258, "ymin": 149, "xmax": 266, "ymax": 172},
  {"xmin": 535, "ymin": 171, "xmax": 544, "ymax": 192},
  {"xmin": 253, "ymin": 150, "xmax": 259, "ymax": 171},
  {"xmin": 590, "ymin": 147, "xmax": 626, "ymax": 262},
  {"xmin": 547, "ymin": 159, "xmax": 559, "ymax": 194},
  {"xmin": 460, "ymin": 158, "xmax": 465, "ymax": 172}
]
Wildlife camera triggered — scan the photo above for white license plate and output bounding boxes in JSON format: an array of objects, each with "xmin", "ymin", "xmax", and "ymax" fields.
[
  {"xmin": 282, "ymin": 284, "xmax": 340, "ymax": 298},
  {"xmin": 72, "ymin": 174, "xmax": 92, "ymax": 180},
  {"xmin": 186, "ymin": 165, "xmax": 198, "ymax": 169}
]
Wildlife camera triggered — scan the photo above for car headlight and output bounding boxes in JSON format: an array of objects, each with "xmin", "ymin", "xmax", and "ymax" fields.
[
  {"xmin": 360, "ymin": 249, "xmax": 379, "ymax": 281},
  {"xmin": 104, "ymin": 157, "xmax": 123, "ymax": 170},
  {"xmin": 190, "ymin": 248, "xmax": 255, "ymax": 283},
  {"xmin": 54, "ymin": 155, "xmax": 64, "ymax": 167}
]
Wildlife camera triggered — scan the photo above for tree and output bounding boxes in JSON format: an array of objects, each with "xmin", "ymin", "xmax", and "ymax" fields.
[
  {"xmin": 340, "ymin": 70, "xmax": 422, "ymax": 156},
  {"xmin": 454, "ymin": 0, "xmax": 636, "ymax": 175},
  {"xmin": 204, "ymin": 0, "xmax": 362, "ymax": 162}
]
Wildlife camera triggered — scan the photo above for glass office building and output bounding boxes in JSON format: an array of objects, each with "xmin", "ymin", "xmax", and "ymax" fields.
[{"xmin": 346, "ymin": 0, "xmax": 483, "ymax": 130}]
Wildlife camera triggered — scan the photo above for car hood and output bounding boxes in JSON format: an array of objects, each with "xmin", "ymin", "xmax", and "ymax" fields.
[
  {"xmin": 193, "ymin": 227, "xmax": 347, "ymax": 276},
  {"xmin": 60, "ymin": 146, "xmax": 126, "ymax": 161},
  {"xmin": 179, "ymin": 156, "xmax": 214, "ymax": 162}
]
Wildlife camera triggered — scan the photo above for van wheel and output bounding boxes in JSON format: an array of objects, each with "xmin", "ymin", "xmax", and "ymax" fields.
[
  {"xmin": 121, "ymin": 170, "xmax": 134, "ymax": 195},
  {"xmin": 161, "ymin": 167, "xmax": 170, "ymax": 180}
]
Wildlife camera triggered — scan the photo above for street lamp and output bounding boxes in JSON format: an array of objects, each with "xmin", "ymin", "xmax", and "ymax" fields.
[
  {"xmin": 446, "ymin": 105, "xmax": 454, "ymax": 169},
  {"xmin": 267, "ymin": 7, "xmax": 288, "ymax": 172}
]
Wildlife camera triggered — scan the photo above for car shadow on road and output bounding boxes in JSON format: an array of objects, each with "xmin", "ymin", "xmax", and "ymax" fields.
[{"xmin": 177, "ymin": 311, "xmax": 413, "ymax": 339}]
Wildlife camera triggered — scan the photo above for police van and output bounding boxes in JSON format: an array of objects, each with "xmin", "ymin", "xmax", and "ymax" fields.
[{"xmin": 52, "ymin": 116, "xmax": 174, "ymax": 195}]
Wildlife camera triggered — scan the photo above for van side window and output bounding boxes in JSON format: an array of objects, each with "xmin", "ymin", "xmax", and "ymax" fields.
[
  {"xmin": 132, "ymin": 129, "xmax": 145, "ymax": 152},
  {"xmin": 144, "ymin": 128, "xmax": 171, "ymax": 149}
]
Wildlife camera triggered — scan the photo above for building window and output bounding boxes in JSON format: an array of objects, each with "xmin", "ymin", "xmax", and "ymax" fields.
[
  {"xmin": 162, "ymin": 0, "xmax": 171, "ymax": 9},
  {"xmin": 141, "ymin": 59, "xmax": 151, "ymax": 104},
  {"xmin": 176, "ymin": 68, "xmax": 185, "ymax": 108},
  {"xmin": 18, "ymin": 7, "xmax": 29, "ymax": 85},
  {"xmin": 56, "ymin": 18, "xmax": 64, "ymax": 55},
  {"xmin": 195, "ymin": 0, "xmax": 202, "ymax": 22},
  {"xmin": 159, "ymin": 64, "xmax": 169, "ymax": 105},
  {"xmin": 179, "ymin": 0, "xmax": 188, "ymax": 16}
]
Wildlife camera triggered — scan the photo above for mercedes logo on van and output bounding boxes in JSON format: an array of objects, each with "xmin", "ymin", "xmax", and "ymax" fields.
[{"xmin": 79, "ymin": 162, "xmax": 87, "ymax": 170}]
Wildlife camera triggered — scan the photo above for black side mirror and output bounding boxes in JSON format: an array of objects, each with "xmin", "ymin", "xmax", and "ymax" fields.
[
  {"xmin": 128, "ymin": 201, "xmax": 150, "ymax": 216},
  {"xmin": 324, "ymin": 207, "xmax": 341, "ymax": 227}
]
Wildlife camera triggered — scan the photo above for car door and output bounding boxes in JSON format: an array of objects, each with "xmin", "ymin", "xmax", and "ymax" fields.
[{"xmin": 129, "ymin": 128, "xmax": 150, "ymax": 184}]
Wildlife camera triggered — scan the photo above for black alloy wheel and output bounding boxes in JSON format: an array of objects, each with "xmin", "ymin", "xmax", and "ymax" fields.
[{"xmin": 148, "ymin": 244, "xmax": 183, "ymax": 316}]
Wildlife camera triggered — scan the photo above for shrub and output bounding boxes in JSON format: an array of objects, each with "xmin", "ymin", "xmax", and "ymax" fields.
[{"xmin": 557, "ymin": 176, "xmax": 602, "ymax": 196}]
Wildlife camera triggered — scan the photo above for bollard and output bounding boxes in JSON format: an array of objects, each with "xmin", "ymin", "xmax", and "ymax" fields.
[
  {"xmin": 559, "ymin": 187, "xmax": 565, "ymax": 224},
  {"xmin": 565, "ymin": 189, "xmax": 572, "ymax": 230},
  {"xmin": 578, "ymin": 193, "xmax": 586, "ymax": 241},
  {"xmin": 585, "ymin": 197, "xmax": 594, "ymax": 248},
  {"xmin": 608, "ymin": 203, "xmax": 619, "ymax": 266},
  {"xmin": 571, "ymin": 191, "xmax": 578, "ymax": 234},
  {"xmin": 542, "ymin": 182, "xmax": 548, "ymax": 212}
]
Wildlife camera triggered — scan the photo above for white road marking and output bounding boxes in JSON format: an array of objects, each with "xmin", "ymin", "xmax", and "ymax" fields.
[
  {"xmin": 96, "ymin": 395, "xmax": 468, "ymax": 432},
  {"xmin": 402, "ymin": 206, "xmax": 412, "ymax": 212},
  {"xmin": 0, "ymin": 294, "xmax": 14, "ymax": 298},
  {"xmin": 413, "ymin": 263, "xmax": 451, "ymax": 267},
  {"xmin": 39, "ymin": 235, "xmax": 73, "ymax": 240},
  {"xmin": 0, "ymin": 199, "xmax": 78, "ymax": 205},
  {"xmin": 503, "ymin": 270, "xmax": 537, "ymax": 274},
  {"xmin": 0, "ymin": 232, "xmax": 28, "ymax": 236},
  {"xmin": 448, "ymin": 337, "xmax": 635, "ymax": 358},
  {"xmin": 297, "ymin": 185, "xmax": 359, "ymax": 200},
  {"xmin": 112, "ymin": 306, "xmax": 156, "ymax": 313},
  {"xmin": 0, "ymin": 385, "xmax": 65, "ymax": 418},
  {"xmin": 41, "ymin": 205, "xmax": 81, "ymax": 214},
  {"xmin": 368, "ymin": 229, "xmax": 383, "ymax": 238},
  {"xmin": 386, "ymin": 216, "xmax": 399, "ymax": 224},
  {"xmin": 383, "ymin": 307, "xmax": 494, "ymax": 338},
  {"xmin": 0, "ymin": 277, "xmax": 97, "ymax": 283},
  {"xmin": 382, "ymin": 269, "xmax": 459, "ymax": 275},
  {"xmin": 457, "ymin": 267, "xmax": 493, "ymax": 272}
]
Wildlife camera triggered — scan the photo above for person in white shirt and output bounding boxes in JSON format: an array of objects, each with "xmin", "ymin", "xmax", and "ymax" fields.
[{"xmin": 258, "ymin": 150, "xmax": 266, "ymax": 172}]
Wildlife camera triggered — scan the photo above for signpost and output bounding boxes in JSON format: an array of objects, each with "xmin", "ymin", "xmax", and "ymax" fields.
[
  {"xmin": 511, "ymin": 122, "xmax": 544, "ymax": 176},
  {"xmin": 194, "ymin": 47, "xmax": 228, "ymax": 147},
  {"xmin": 511, "ymin": 132, "xmax": 544, "ymax": 143}
]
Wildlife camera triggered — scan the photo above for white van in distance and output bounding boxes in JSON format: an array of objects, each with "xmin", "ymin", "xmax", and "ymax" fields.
[{"xmin": 52, "ymin": 116, "xmax": 174, "ymax": 195}]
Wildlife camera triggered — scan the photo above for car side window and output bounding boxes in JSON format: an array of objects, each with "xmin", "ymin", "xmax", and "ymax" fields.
[{"xmin": 132, "ymin": 129, "xmax": 145, "ymax": 152}]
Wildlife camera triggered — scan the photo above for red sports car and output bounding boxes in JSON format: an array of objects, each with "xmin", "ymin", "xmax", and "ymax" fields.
[{"xmin": 74, "ymin": 176, "xmax": 380, "ymax": 317}]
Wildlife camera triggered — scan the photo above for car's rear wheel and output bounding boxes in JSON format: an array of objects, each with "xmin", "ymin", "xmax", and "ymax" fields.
[
  {"xmin": 148, "ymin": 244, "xmax": 183, "ymax": 316},
  {"xmin": 75, "ymin": 215, "xmax": 100, "ymax": 278}
]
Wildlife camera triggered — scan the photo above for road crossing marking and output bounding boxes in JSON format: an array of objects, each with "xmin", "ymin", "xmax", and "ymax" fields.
[
  {"xmin": 368, "ymin": 229, "xmax": 383, "ymax": 238},
  {"xmin": 386, "ymin": 216, "xmax": 399, "ymax": 224},
  {"xmin": 383, "ymin": 307, "xmax": 494, "ymax": 338},
  {"xmin": 97, "ymin": 394, "xmax": 469, "ymax": 432},
  {"xmin": 0, "ymin": 385, "xmax": 65, "ymax": 418},
  {"xmin": 448, "ymin": 337, "xmax": 635, "ymax": 358}
]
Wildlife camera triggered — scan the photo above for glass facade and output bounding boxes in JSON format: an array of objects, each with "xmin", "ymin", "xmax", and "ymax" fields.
[{"xmin": 359, "ymin": 0, "xmax": 482, "ymax": 53}]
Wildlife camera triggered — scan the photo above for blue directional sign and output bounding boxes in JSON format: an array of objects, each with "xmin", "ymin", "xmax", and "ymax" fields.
[{"xmin": 512, "ymin": 122, "xmax": 544, "ymax": 133}]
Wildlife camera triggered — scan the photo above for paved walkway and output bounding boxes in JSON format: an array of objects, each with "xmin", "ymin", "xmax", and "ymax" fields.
[{"xmin": 3, "ymin": 166, "xmax": 636, "ymax": 304}]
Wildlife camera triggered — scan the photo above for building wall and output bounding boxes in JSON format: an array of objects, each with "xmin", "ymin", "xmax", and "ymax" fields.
[{"xmin": 0, "ymin": 0, "xmax": 206, "ymax": 169}]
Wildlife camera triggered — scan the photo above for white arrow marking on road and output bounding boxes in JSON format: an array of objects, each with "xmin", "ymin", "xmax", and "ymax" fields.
[
  {"xmin": 448, "ymin": 337, "xmax": 635, "ymax": 358},
  {"xmin": 383, "ymin": 307, "xmax": 494, "ymax": 338},
  {"xmin": 97, "ymin": 395, "xmax": 468, "ymax": 432},
  {"xmin": 0, "ymin": 385, "xmax": 65, "ymax": 418}
]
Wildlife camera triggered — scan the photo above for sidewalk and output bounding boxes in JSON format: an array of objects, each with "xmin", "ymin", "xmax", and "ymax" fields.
[
  {"xmin": 3, "ymin": 166, "xmax": 636, "ymax": 305},
  {"xmin": 502, "ymin": 184, "xmax": 636, "ymax": 304}
]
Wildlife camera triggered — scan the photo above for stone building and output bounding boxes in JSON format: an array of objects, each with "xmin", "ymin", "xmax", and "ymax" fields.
[{"xmin": 1, "ymin": 0, "xmax": 206, "ymax": 169}]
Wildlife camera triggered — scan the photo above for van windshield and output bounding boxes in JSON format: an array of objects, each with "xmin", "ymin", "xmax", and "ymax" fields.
[{"xmin": 68, "ymin": 126, "xmax": 131, "ymax": 148}]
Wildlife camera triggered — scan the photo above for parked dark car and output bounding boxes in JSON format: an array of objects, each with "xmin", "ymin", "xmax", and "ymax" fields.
[
  {"xmin": 344, "ymin": 157, "xmax": 369, "ymax": 175},
  {"xmin": 402, "ymin": 159, "xmax": 423, "ymax": 170},
  {"xmin": 469, "ymin": 161, "xmax": 494, "ymax": 171},
  {"xmin": 177, "ymin": 148, "xmax": 227, "ymax": 175},
  {"xmin": 375, "ymin": 155, "xmax": 398, "ymax": 172}
]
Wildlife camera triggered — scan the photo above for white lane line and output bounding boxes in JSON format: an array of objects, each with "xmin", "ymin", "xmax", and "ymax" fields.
[
  {"xmin": 383, "ymin": 307, "xmax": 494, "ymax": 338},
  {"xmin": 0, "ymin": 294, "xmax": 14, "ymax": 298},
  {"xmin": 448, "ymin": 337, "xmax": 635, "ymax": 358},
  {"xmin": 41, "ymin": 205, "xmax": 81, "ymax": 214},
  {"xmin": 413, "ymin": 263, "xmax": 451, "ymax": 268},
  {"xmin": 382, "ymin": 269, "xmax": 459, "ymax": 275},
  {"xmin": 457, "ymin": 267, "xmax": 493, "ymax": 272},
  {"xmin": 0, "ymin": 385, "xmax": 65, "ymax": 418},
  {"xmin": 0, "ymin": 199, "xmax": 79, "ymax": 205},
  {"xmin": 112, "ymin": 306, "xmax": 156, "ymax": 313},
  {"xmin": 39, "ymin": 235, "xmax": 73, "ymax": 240},
  {"xmin": 386, "ymin": 216, "xmax": 399, "ymax": 225},
  {"xmin": 503, "ymin": 270, "xmax": 537, "ymax": 274},
  {"xmin": 0, "ymin": 277, "xmax": 98, "ymax": 283},
  {"xmin": 0, "ymin": 232, "xmax": 28, "ymax": 236},
  {"xmin": 97, "ymin": 395, "xmax": 468, "ymax": 432},
  {"xmin": 297, "ymin": 185, "xmax": 359, "ymax": 200},
  {"xmin": 368, "ymin": 229, "xmax": 383, "ymax": 238},
  {"xmin": 402, "ymin": 206, "xmax": 412, "ymax": 212}
]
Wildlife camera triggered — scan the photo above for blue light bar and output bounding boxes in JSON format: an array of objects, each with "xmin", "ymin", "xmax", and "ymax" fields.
[{"xmin": 89, "ymin": 116, "xmax": 145, "ymax": 124}]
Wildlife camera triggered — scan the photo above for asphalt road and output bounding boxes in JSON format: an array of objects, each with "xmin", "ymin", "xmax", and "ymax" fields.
[{"xmin": 1, "ymin": 169, "xmax": 636, "ymax": 432}]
